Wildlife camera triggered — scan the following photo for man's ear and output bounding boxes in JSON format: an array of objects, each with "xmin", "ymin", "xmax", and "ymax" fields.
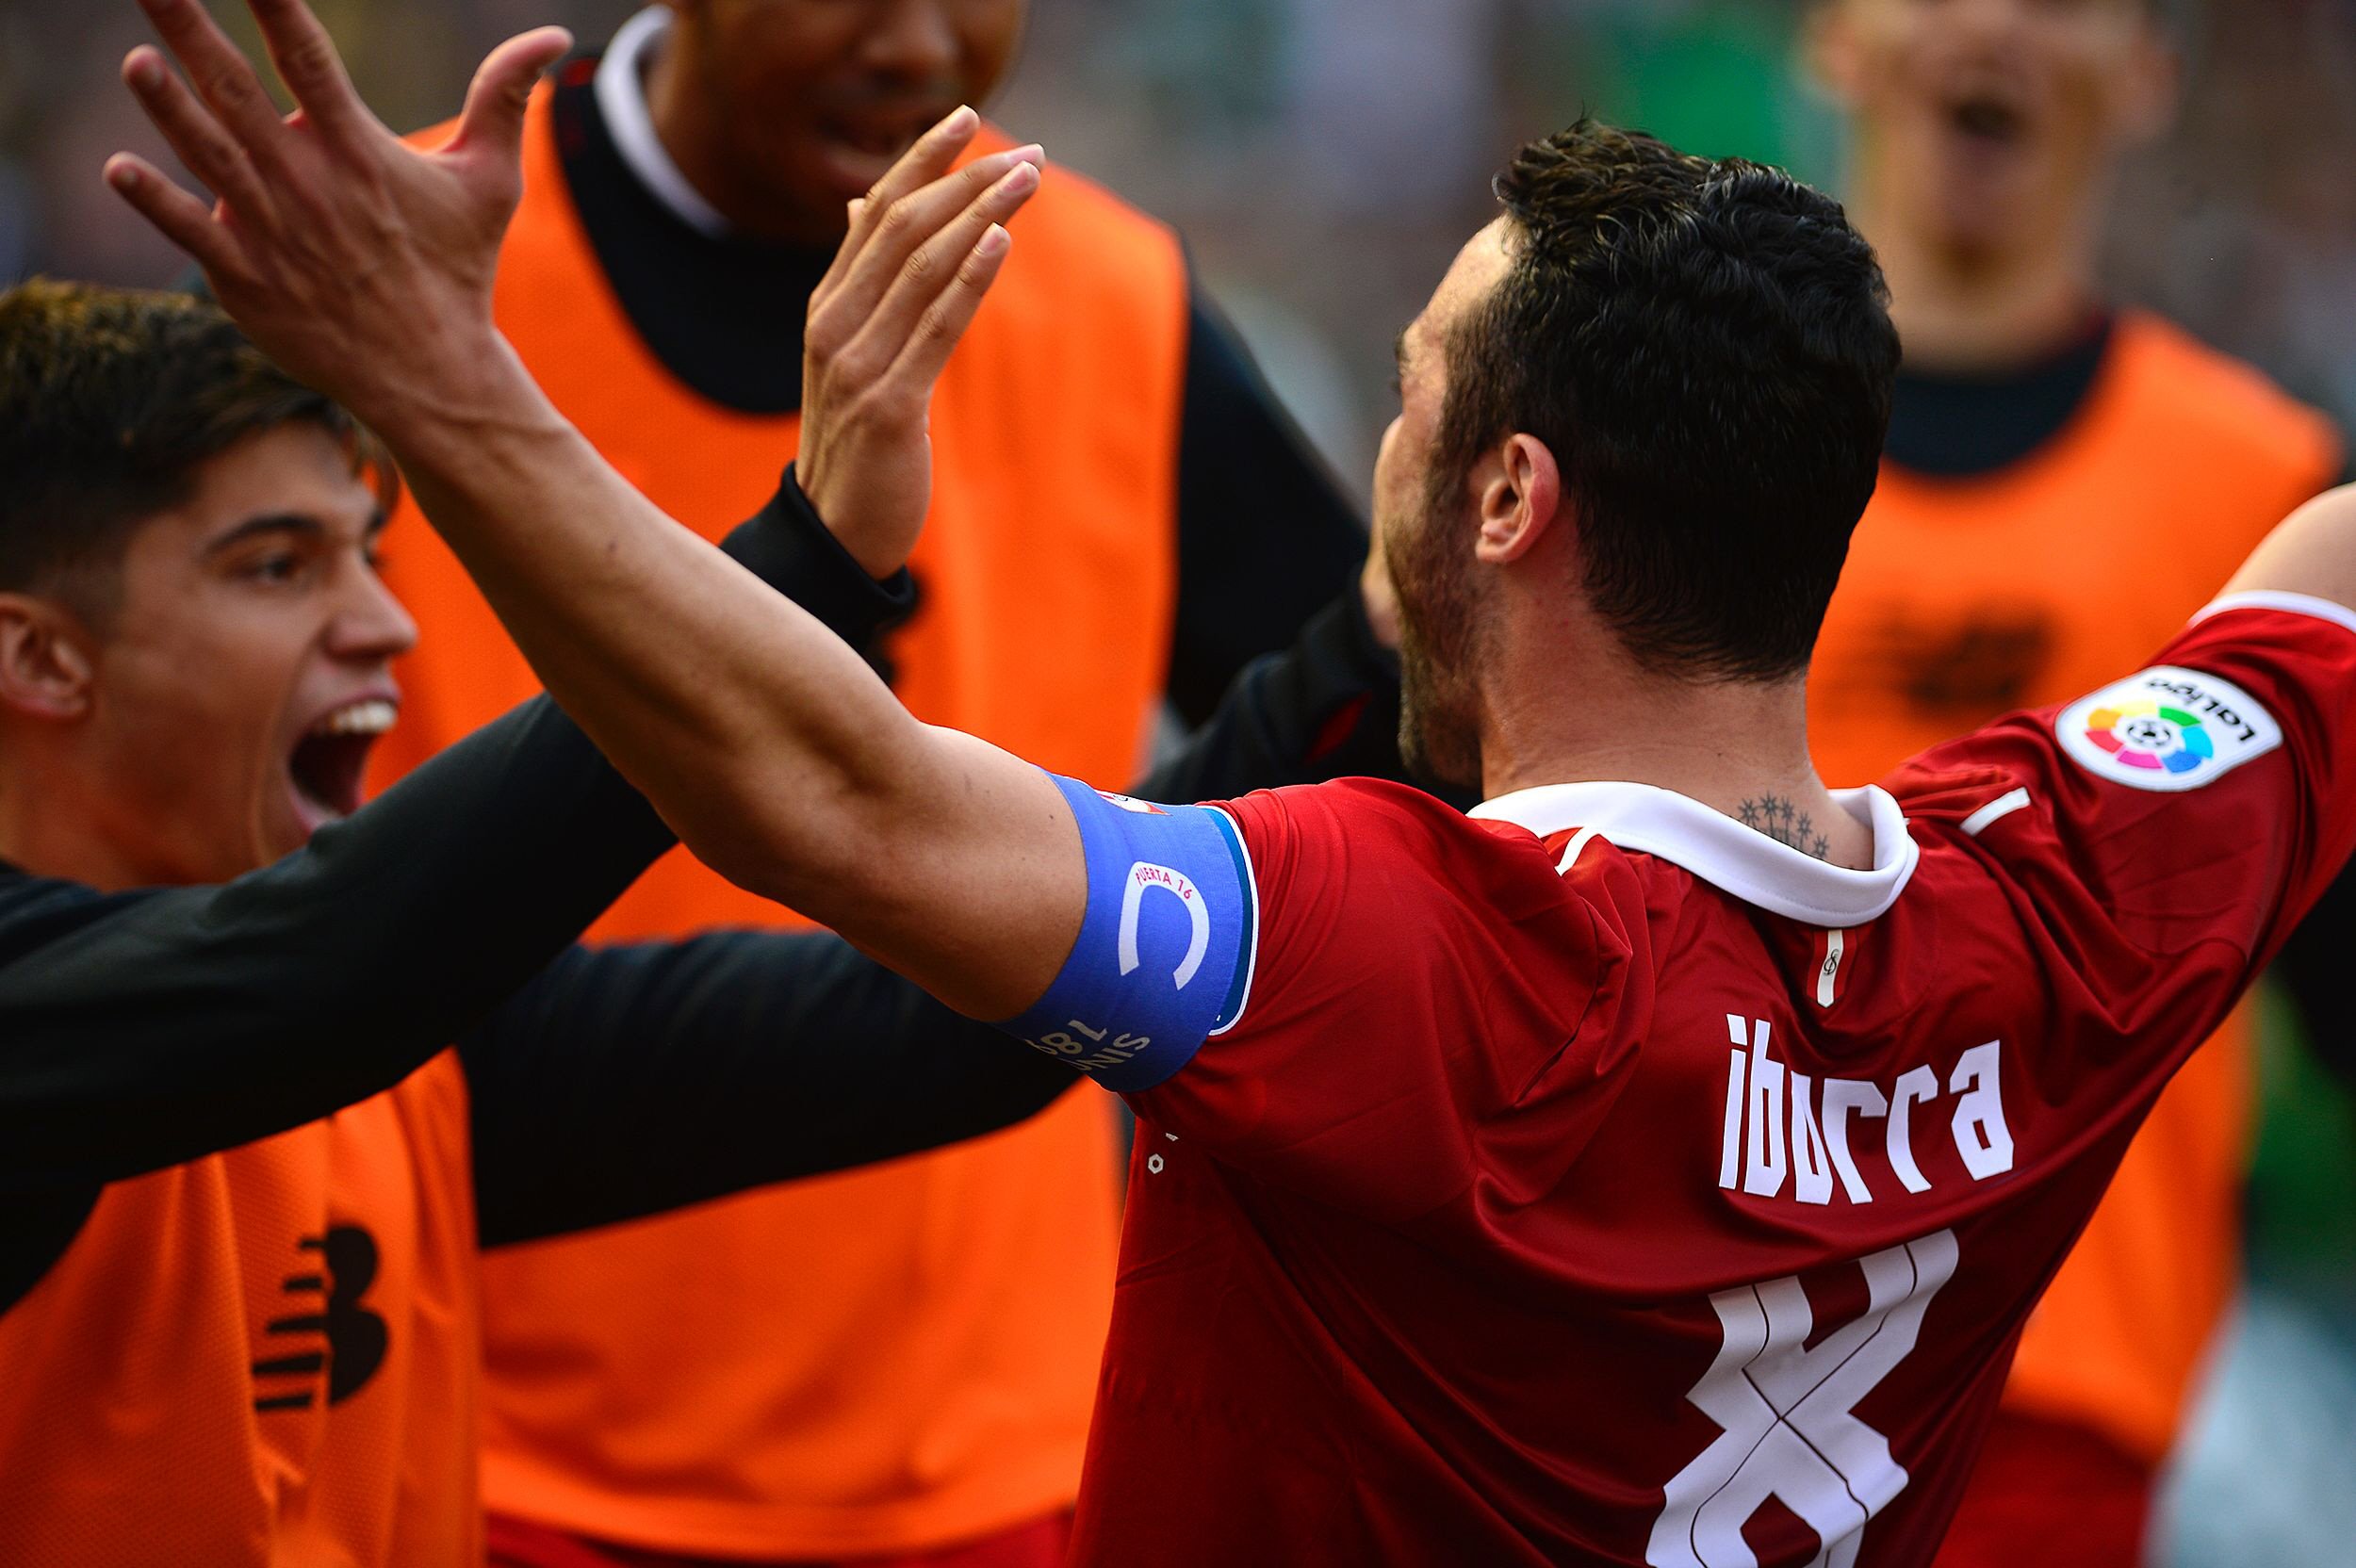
[
  {"xmin": 0, "ymin": 596, "xmax": 98, "ymax": 723},
  {"xmin": 1472, "ymin": 433, "xmax": 1562, "ymax": 566}
]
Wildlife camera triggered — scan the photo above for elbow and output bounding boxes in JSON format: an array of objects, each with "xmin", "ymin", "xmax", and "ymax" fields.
[{"xmin": 663, "ymin": 760, "xmax": 908, "ymax": 928}]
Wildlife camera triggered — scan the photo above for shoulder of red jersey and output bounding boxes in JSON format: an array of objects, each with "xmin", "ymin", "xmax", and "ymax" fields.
[{"xmin": 1885, "ymin": 590, "xmax": 2356, "ymax": 975}]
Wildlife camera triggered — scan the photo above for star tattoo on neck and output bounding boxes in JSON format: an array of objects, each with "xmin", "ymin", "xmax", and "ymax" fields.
[{"xmin": 1739, "ymin": 795, "xmax": 1832, "ymax": 861}]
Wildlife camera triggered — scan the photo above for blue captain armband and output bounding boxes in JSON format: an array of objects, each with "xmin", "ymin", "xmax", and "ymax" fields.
[{"xmin": 1000, "ymin": 774, "xmax": 1260, "ymax": 1092}]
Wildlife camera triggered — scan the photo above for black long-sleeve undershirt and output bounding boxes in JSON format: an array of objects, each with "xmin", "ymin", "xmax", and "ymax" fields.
[{"xmin": 0, "ymin": 468, "xmax": 1407, "ymax": 1293}]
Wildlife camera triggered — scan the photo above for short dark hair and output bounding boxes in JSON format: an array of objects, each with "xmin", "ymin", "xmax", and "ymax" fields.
[
  {"xmin": 0, "ymin": 280, "xmax": 390, "ymax": 624},
  {"xmin": 1431, "ymin": 122, "xmax": 1899, "ymax": 681}
]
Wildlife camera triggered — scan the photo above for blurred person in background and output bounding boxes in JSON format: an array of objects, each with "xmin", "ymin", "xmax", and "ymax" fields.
[
  {"xmin": 362, "ymin": 5, "xmax": 1369, "ymax": 1567},
  {"xmin": 1804, "ymin": 2, "xmax": 2348, "ymax": 1564}
]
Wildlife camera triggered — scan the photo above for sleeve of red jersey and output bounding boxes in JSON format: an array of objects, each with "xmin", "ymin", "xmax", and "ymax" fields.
[
  {"xmin": 1000, "ymin": 776, "xmax": 1614, "ymax": 1219},
  {"xmin": 1913, "ymin": 589, "xmax": 2356, "ymax": 979}
]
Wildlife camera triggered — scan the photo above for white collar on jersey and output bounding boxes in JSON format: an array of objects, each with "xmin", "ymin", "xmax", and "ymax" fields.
[
  {"xmin": 596, "ymin": 8, "xmax": 734, "ymax": 239},
  {"xmin": 1469, "ymin": 781, "xmax": 1920, "ymax": 929}
]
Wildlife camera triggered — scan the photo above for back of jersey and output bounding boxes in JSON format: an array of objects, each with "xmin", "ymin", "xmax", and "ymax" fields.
[{"xmin": 1065, "ymin": 594, "xmax": 2356, "ymax": 1566}]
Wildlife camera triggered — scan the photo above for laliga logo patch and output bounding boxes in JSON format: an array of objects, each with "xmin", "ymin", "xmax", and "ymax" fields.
[
  {"xmin": 1095, "ymin": 791, "xmax": 1168, "ymax": 816},
  {"xmin": 2056, "ymin": 665, "xmax": 2280, "ymax": 792},
  {"xmin": 1119, "ymin": 862, "xmax": 1209, "ymax": 990}
]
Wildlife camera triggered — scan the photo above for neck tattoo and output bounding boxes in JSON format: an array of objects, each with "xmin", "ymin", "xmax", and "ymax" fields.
[{"xmin": 1739, "ymin": 795, "xmax": 1831, "ymax": 861}]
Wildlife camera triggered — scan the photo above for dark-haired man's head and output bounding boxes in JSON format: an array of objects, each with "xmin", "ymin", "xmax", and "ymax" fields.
[
  {"xmin": 0, "ymin": 281, "xmax": 414, "ymax": 889},
  {"xmin": 1378, "ymin": 122, "xmax": 1899, "ymax": 789},
  {"xmin": 650, "ymin": 0, "xmax": 1027, "ymax": 245},
  {"xmin": 1808, "ymin": 0, "xmax": 2177, "ymax": 270}
]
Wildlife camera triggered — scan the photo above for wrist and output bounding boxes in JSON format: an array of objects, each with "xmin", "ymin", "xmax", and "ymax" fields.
[{"xmin": 360, "ymin": 334, "xmax": 552, "ymax": 474}]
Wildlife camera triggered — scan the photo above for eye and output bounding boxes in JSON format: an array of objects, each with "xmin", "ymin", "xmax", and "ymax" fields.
[
  {"xmin": 244, "ymin": 550, "xmax": 303, "ymax": 584},
  {"xmin": 226, "ymin": 543, "xmax": 317, "ymax": 588}
]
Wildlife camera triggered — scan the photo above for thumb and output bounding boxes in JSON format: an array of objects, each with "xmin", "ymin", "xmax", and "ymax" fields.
[{"xmin": 451, "ymin": 26, "xmax": 572, "ymax": 160}]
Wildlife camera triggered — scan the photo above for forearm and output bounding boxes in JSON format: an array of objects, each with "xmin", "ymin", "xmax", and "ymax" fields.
[{"xmin": 384, "ymin": 350, "xmax": 1075, "ymax": 1018}]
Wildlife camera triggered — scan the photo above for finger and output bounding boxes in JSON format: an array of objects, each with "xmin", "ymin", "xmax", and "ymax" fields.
[
  {"xmin": 449, "ymin": 26, "xmax": 574, "ymax": 161},
  {"xmin": 812, "ymin": 145, "xmax": 1041, "ymax": 338},
  {"xmin": 243, "ymin": 0, "xmax": 376, "ymax": 143},
  {"xmin": 819, "ymin": 106, "xmax": 983, "ymax": 291},
  {"xmin": 838, "ymin": 161, "xmax": 1039, "ymax": 370},
  {"xmin": 133, "ymin": 0, "xmax": 293, "ymax": 168},
  {"xmin": 886, "ymin": 224, "xmax": 1015, "ymax": 392},
  {"xmin": 104, "ymin": 154, "xmax": 248, "ymax": 279},
  {"xmin": 120, "ymin": 45, "xmax": 280, "ymax": 228}
]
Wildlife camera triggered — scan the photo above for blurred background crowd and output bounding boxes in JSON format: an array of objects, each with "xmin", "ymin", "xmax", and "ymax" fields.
[{"xmin": 3, "ymin": 2, "xmax": 2352, "ymax": 1562}]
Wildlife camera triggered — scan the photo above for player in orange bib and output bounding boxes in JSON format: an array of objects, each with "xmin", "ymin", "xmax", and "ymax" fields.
[
  {"xmin": 1803, "ymin": 3, "xmax": 2347, "ymax": 1562},
  {"xmin": 365, "ymin": 7, "xmax": 1366, "ymax": 1564}
]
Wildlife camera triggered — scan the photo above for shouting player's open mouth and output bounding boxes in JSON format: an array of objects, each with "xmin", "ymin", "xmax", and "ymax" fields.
[
  {"xmin": 1947, "ymin": 90, "xmax": 2029, "ymax": 149},
  {"xmin": 286, "ymin": 695, "xmax": 398, "ymax": 833}
]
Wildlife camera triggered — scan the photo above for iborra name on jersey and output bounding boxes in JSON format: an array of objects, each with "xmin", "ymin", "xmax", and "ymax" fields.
[{"xmin": 1717, "ymin": 1015, "xmax": 2014, "ymax": 1205}]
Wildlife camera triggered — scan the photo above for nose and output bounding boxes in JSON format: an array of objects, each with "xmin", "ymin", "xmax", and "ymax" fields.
[
  {"xmin": 328, "ymin": 558, "xmax": 419, "ymax": 664},
  {"xmin": 857, "ymin": 0, "xmax": 959, "ymax": 82}
]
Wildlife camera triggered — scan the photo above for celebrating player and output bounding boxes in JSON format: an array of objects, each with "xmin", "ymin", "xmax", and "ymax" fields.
[
  {"xmin": 0, "ymin": 173, "xmax": 1396, "ymax": 1568},
  {"xmin": 1804, "ymin": 4, "xmax": 2347, "ymax": 1559},
  {"xmin": 108, "ymin": 1, "xmax": 2356, "ymax": 1562},
  {"xmin": 368, "ymin": 7, "xmax": 1371, "ymax": 1559}
]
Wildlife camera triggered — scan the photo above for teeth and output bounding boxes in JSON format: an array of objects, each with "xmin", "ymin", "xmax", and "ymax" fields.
[{"xmin": 312, "ymin": 699, "xmax": 398, "ymax": 738}]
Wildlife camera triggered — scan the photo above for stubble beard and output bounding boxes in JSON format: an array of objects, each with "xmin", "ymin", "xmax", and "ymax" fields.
[{"xmin": 1392, "ymin": 475, "xmax": 1487, "ymax": 794}]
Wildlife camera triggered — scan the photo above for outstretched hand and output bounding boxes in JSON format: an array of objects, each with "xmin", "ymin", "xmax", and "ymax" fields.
[
  {"xmin": 796, "ymin": 110, "xmax": 1045, "ymax": 579},
  {"xmin": 105, "ymin": 0, "xmax": 567, "ymax": 433}
]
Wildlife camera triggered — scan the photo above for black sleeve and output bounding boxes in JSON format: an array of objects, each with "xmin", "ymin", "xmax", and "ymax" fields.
[
  {"xmin": 2273, "ymin": 860, "xmax": 2356, "ymax": 1089},
  {"xmin": 1166, "ymin": 276, "xmax": 1369, "ymax": 727},
  {"xmin": 1139, "ymin": 581, "xmax": 1408, "ymax": 802},
  {"xmin": 465, "ymin": 932, "xmax": 1075, "ymax": 1247},
  {"xmin": 0, "ymin": 469, "xmax": 911, "ymax": 1192}
]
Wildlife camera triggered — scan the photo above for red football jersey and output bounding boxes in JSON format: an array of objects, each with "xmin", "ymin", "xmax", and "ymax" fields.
[{"xmin": 1065, "ymin": 596, "xmax": 2356, "ymax": 1566}]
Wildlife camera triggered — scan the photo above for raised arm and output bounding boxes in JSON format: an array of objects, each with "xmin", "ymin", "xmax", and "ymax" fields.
[{"xmin": 108, "ymin": 0, "xmax": 1094, "ymax": 1020}]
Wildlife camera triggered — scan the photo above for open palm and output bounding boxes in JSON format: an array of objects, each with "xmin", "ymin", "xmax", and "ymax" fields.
[{"xmin": 106, "ymin": 0, "xmax": 568, "ymax": 428}]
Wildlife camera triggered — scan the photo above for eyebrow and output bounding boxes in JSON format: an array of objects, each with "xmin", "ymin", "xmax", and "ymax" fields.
[
  {"xmin": 203, "ymin": 513, "xmax": 326, "ymax": 559},
  {"xmin": 1393, "ymin": 330, "xmax": 1410, "ymax": 380},
  {"xmin": 202, "ymin": 508, "xmax": 389, "ymax": 560}
]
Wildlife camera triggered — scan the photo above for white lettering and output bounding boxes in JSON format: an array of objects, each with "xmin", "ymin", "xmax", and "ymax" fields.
[
  {"xmin": 1718, "ymin": 1040, "xmax": 1745, "ymax": 1193},
  {"xmin": 1886, "ymin": 1066, "xmax": 1939, "ymax": 1195},
  {"xmin": 1741, "ymin": 1019, "xmax": 1787, "ymax": 1199},
  {"xmin": 1789, "ymin": 1071, "xmax": 1834, "ymax": 1207},
  {"xmin": 1117, "ymin": 862, "xmax": 1210, "ymax": 990},
  {"xmin": 1822, "ymin": 1079, "xmax": 1889, "ymax": 1204},
  {"xmin": 1947, "ymin": 1041, "xmax": 2015, "ymax": 1180}
]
